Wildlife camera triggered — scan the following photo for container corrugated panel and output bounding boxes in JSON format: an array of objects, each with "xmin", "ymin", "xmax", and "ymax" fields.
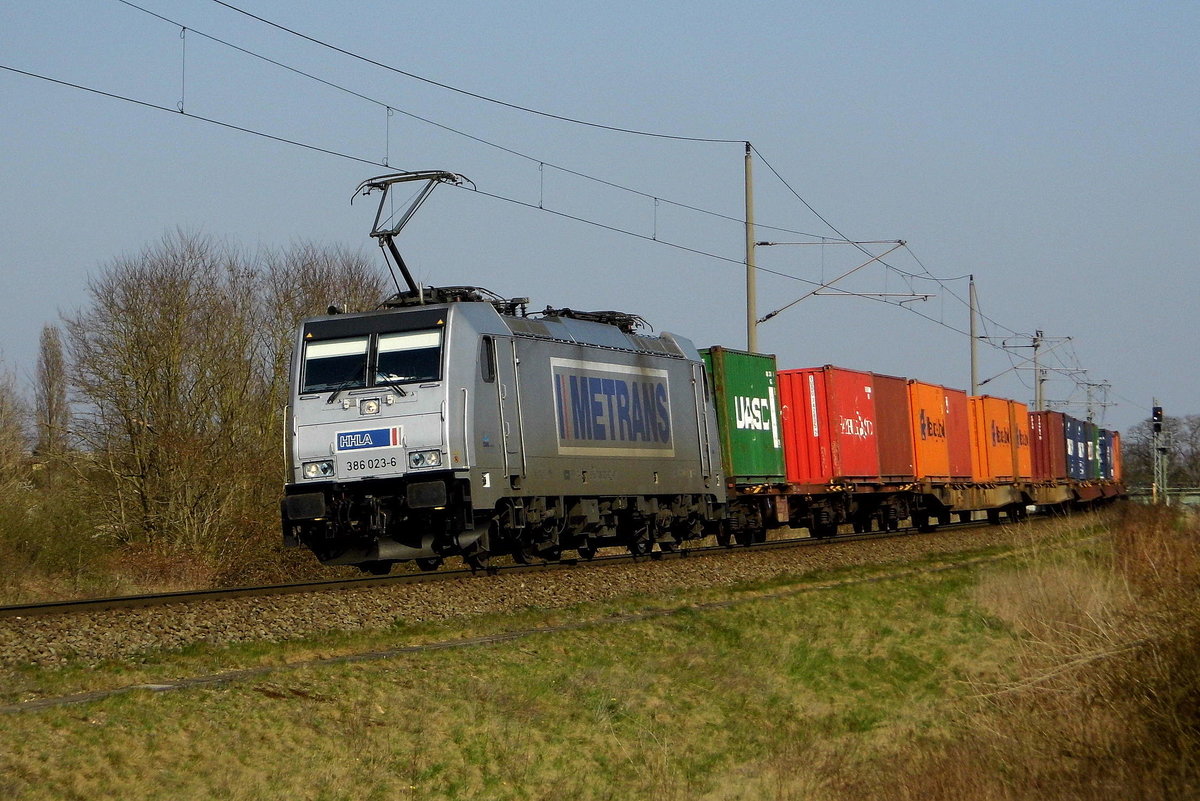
[
  {"xmin": 1029, "ymin": 411, "xmax": 1067, "ymax": 481},
  {"xmin": 908, "ymin": 380, "xmax": 951, "ymax": 482},
  {"xmin": 1098, "ymin": 429, "xmax": 1114, "ymax": 480},
  {"xmin": 1064, "ymin": 416, "xmax": 1087, "ymax": 480},
  {"xmin": 873, "ymin": 373, "xmax": 915, "ymax": 481},
  {"xmin": 969, "ymin": 395, "xmax": 1018, "ymax": 482},
  {"xmin": 1085, "ymin": 421, "xmax": 1100, "ymax": 479},
  {"xmin": 1112, "ymin": 431, "xmax": 1123, "ymax": 481},
  {"xmin": 1011, "ymin": 401, "xmax": 1032, "ymax": 480},
  {"xmin": 779, "ymin": 366, "xmax": 881, "ymax": 483},
  {"xmin": 779, "ymin": 368, "xmax": 827, "ymax": 484},
  {"xmin": 700, "ymin": 347, "xmax": 785, "ymax": 484},
  {"xmin": 945, "ymin": 388, "xmax": 973, "ymax": 480}
]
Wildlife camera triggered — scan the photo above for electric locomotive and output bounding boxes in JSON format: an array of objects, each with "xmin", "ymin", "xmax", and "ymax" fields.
[{"xmin": 280, "ymin": 173, "xmax": 725, "ymax": 572}]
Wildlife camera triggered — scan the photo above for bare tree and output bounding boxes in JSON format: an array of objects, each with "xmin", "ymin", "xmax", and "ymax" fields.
[
  {"xmin": 62, "ymin": 231, "xmax": 388, "ymax": 570},
  {"xmin": 0, "ymin": 359, "xmax": 26, "ymax": 491},
  {"xmin": 260, "ymin": 241, "xmax": 387, "ymax": 409},
  {"xmin": 33, "ymin": 324, "xmax": 70, "ymax": 459},
  {"xmin": 65, "ymin": 231, "xmax": 266, "ymax": 551},
  {"xmin": 1124, "ymin": 415, "xmax": 1200, "ymax": 488}
]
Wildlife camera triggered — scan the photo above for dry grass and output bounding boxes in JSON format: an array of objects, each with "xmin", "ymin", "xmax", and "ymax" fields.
[{"xmin": 832, "ymin": 504, "xmax": 1200, "ymax": 800}]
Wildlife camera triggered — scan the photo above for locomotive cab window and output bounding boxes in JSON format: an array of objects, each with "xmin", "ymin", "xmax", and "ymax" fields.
[
  {"xmin": 480, "ymin": 336, "xmax": 496, "ymax": 383},
  {"xmin": 301, "ymin": 336, "xmax": 369, "ymax": 394},
  {"xmin": 376, "ymin": 330, "xmax": 443, "ymax": 384}
]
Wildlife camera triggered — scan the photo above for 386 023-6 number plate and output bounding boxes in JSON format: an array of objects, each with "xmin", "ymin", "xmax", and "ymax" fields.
[
  {"xmin": 338, "ymin": 453, "xmax": 401, "ymax": 475},
  {"xmin": 334, "ymin": 425, "xmax": 402, "ymax": 475}
]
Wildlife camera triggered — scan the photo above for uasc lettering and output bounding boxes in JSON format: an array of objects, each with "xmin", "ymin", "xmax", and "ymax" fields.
[{"xmin": 735, "ymin": 396, "xmax": 772, "ymax": 431}]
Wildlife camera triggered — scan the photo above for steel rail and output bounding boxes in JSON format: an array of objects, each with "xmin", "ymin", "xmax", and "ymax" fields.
[{"xmin": 0, "ymin": 518, "xmax": 1004, "ymax": 620}]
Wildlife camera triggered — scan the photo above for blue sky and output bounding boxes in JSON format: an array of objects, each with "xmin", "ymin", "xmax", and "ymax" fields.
[{"xmin": 2, "ymin": 0, "xmax": 1197, "ymax": 433}]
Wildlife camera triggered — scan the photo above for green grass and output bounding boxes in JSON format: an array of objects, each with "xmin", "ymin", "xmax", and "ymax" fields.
[
  {"xmin": 7, "ymin": 514, "xmax": 1181, "ymax": 801},
  {"xmin": 0, "ymin": 550, "xmax": 1019, "ymax": 801}
]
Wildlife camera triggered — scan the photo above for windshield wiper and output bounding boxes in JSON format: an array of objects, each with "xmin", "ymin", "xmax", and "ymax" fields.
[
  {"xmin": 325, "ymin": 378, "xmax": 363, "ymax": 404},
  {"xmin": 374, "ymin": 378, "xmax": 409, "ymax": 397}
]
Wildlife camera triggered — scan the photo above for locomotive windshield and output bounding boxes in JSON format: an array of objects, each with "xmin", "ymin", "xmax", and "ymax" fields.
[
  {"xmin": 301, "ymin": 336, "xmax": 369, "ymax": 393},
  {"xmin": 300, "ymin": 329, "xmax": 443, "ymax": 394},
  {"xmin": 377, "ymin": 330, "xmax": 442, "ymax": 383}
]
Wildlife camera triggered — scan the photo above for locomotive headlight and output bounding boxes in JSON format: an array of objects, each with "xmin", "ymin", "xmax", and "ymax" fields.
[
  {"xmin": 408, "ymin": 449, "xmax": 442, "ymax": 469},
  {"xmin": 302, "ymin": 460, "xmax": 335, "ymax": 479},
  {"xmin": 359, "ymin": 398, "xmax": 381, "ymax": 415}
]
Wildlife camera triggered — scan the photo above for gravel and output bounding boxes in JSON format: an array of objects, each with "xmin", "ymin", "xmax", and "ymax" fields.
[{"xmin": 0, "ymin": 523, "xmax": 1072, "ymax": 669}]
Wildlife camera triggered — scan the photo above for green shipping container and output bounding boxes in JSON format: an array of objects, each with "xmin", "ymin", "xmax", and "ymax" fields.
[{"xmin": 701, "ymin": 346, "xmax": 786, "ymax": 484}]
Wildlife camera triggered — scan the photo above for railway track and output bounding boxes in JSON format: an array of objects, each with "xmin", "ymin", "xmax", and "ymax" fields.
[{"xmin": 0, "ymin": 518, "xmax": 1003, "ymax": 619}]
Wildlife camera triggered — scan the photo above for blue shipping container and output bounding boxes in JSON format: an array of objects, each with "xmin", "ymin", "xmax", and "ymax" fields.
[
  {"xmin": 1065, "ymin": 416, "xmax": 1088, "ymax": 480},
  {"xmin": 1099, "ymin": 429, "xmax": 1114, "ymax": 480}
]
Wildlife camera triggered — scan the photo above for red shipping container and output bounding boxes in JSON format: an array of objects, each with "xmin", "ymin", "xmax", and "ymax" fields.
[
  {"xmin": 945, "ymin": 387, "xmax": 973, "ymax": 481},
  {"xmin": 779, "ymin": 366, "xmax": 881, "ymax": 484},
  {"xmin": 1029, "ymin": 410, "xmax": 1068, "ymax": 481},
  {"xmin": 873, "ymin": 373, "xmax": 915, "ymax": 481}
]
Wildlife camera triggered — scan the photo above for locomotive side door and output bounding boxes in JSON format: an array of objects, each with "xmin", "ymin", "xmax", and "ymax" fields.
[
  {"xmin": 493, "ymin": 336, "xmax": 526, "ymax": 485},
  {"xmin": 693, "ymin": 362, "xmax": 715, "ymax": 480}
]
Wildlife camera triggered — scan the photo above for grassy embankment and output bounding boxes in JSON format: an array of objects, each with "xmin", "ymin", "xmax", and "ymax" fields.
[{"xmin": 0, "ymin": 506, "xmax": 1196, "ymax": 800}]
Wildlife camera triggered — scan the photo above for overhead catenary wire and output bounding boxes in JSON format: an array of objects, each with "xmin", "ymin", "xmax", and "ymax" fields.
[
  {"xmin": 0, "ymin": 58, "xmax": 1064, "ymax": 372},
  {"xmin": 6, "ymin": 0, "xmax": 1112, "ymax": 400},
  {"xmin": 113, "ymin": 0, "xmax": 831, "ymax": 241},
  {"xmin": 206, "ymin": 0, "xmax": 744, "ymax": 145}
]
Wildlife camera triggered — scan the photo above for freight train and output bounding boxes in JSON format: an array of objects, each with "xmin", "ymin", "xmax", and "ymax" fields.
[{"xmin": 279, "ymin": 172, "xmax": 1124, "ymax": 573}]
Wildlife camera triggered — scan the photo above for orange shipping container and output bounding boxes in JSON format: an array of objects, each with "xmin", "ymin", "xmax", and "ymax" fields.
[
  {"xmin": 969, "ymin": 395, "xmax": 1018, "ymax": 482},
  {"xmin": 1012, "ymin": 401, "xmax": 1031, "ymax": 480},
  {"xmin": 908, "ymin": 380, "xmax": 951, "ymax": 481}
]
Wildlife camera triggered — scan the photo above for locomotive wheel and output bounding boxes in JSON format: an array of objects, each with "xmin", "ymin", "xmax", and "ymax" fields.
[
  {"xmin": 577, "ymin": 545, "xmax": 596, "ymax": 560},
  {"xmin": 536, "ymin": 544, "xmax": 563, "ymax": 562},
  {"xmin": 628, "ymin": 538, "xmax": 653, "ymax": 557},
  {"xmin": 415, "ymin": 557, "xmax": 442, "ymax": 572},
  {"xmin": 464, "ymin": 550, "xmax": 493, "ymax": 573},
  {"xmin": 360, "ymin": 561, "xmax": 393, "ymax": 576}
]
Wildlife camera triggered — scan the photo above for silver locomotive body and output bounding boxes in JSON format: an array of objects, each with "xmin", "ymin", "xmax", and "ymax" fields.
[{"xmin": 281, "ymin": 298, "xmax": 725, "ymax": 571}]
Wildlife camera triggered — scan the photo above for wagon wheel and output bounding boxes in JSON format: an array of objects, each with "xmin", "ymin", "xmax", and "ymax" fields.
[
  {"xmin": 716, "ymin": 525, "xmax": 733, "ymax": 548},
  {"xmin": 628, "ymin": 536, "xmax": 654, "ymax": 557}
]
